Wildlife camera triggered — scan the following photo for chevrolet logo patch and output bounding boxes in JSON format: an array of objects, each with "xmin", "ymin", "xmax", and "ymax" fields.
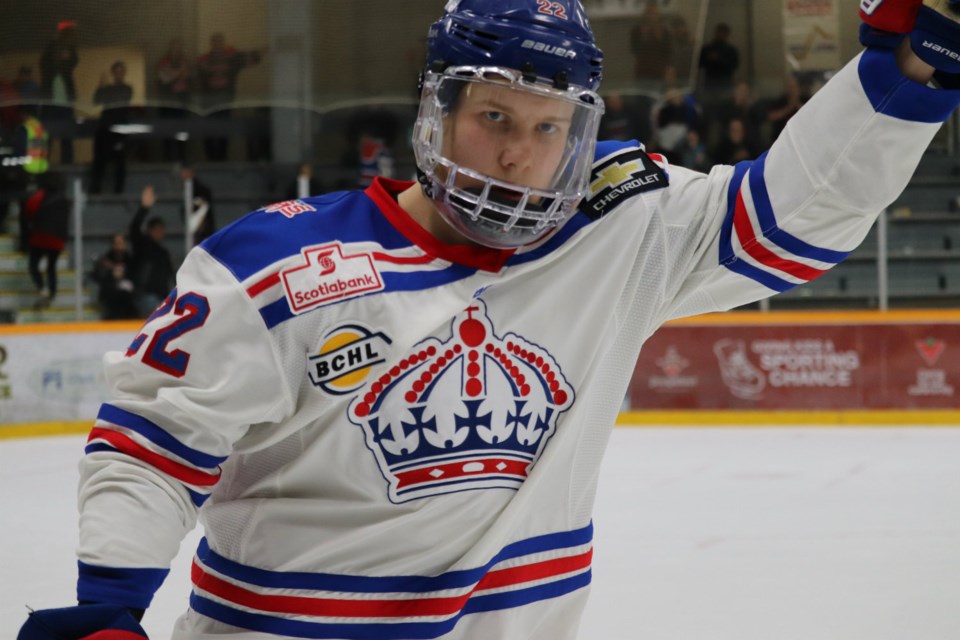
[{"xmin": 583, "ymin": 148, "xmax": 667, "ymax": 219}]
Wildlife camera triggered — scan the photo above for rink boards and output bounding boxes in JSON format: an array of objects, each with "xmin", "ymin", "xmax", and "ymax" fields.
[{"xmin": 1, "ymin": 311, "xmax": 958, "ymax": 438}]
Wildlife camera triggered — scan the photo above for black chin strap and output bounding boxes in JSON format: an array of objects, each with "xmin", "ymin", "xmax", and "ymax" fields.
[{"xmin": 415, "ymin": 166, "xmax": 434, "ymax": 199}]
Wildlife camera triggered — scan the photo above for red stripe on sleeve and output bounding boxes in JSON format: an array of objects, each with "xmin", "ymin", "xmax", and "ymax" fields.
[
  {"xmin": 732, "ymin": 190, "xmax": 827, "ymax": 282},
  {"xmin": 88, "ymin": 427, "xmax": 220, "ymax": 487}
]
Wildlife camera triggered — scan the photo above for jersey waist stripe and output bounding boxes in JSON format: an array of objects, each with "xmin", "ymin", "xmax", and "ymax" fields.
[
  {"xmin": 191, "ymin": 549, "xmax": 592, "ymax": 618},
  {"xmin": 190, "ymin": 570, "xmax": 592, "ymax": 639},
  {"xmin": 194, "ymin": 523, "xmax": 592, "ymax": 592}
]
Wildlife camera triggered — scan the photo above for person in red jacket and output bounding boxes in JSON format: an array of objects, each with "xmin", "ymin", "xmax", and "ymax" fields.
[{"xmin": 24, "ymin": 172, "xmax": 70, "ymax": 306}]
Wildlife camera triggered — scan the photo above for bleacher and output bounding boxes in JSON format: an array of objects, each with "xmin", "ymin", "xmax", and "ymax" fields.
[{"xmin": 0, "ymin": 160, "xmax": 422, "ymax": 323}]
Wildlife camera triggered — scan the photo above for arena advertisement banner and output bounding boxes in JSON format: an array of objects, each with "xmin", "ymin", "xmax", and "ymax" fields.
[
  {"xmin": 0, "ymin": 325, "xmax": 136, "ymax": 427},
  {"xmin": 631, "ymin": 320, "xmax": 959, "ymax": 410},
  {"xmin": 783, "ymin": 0, "xmax": 841, "ymax": 73}
]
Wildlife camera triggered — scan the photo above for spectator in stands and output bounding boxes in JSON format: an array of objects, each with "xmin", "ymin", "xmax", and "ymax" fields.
[
  {"xmin": 90, "ymin": 61, "xmax": 133, "ymax": 195},
  {"xmin": 345, "ymin": 108, "xmax": 399, "ymax": 188},
  {"xmin": 714, "ymin": 79, "xmax": 764, "ymax": 150},
  {"xmin": 23, "ymin": 172, "xmax": 70, "ymax": 307},
  {"xmin": 599, "ymin": 91, "xmax": 642, "ymax": 142},
  {"xmin": 630, "ymin": 3, "xmax": 673, "ymax": 87},
  {"xmin": 157, "ymin": 38, "xmax": 194, "ymax": 162},
  {"xmin": 766, "ymin": 73, "xmax": 810, "ymax": 145},
  {"xmin": 698, "ymin": 23, "xmax": 740, "ymax": 98},
  {"xmin": 39, "ymin": 21, "xmax": 79, "ymax": 164},
  {"xmin": 653, "ymin": 86, "xmax": 702, "ymax": 162},
  {"xmin": 13, "ymin": 66, "xmax": 42, "ymax": 112},
  {"xmin": 129, "ymin": 185, "xmax": 175, "ymax": 316},
  {"xmin": 179, "ymin": 166, "xmax": 216, "ymax": 247},
  {"xmin": 711, "ymin": 116, "xmax": 760, "ymax": 166},
  {"xmin": 198, "ymin": 33, "xmax": 262, "ymax": 161},
  {"xmin": 93, "ymin": 231, "xmax": 138, "ymax": 320},
  {"xmin": 678, "ymin": 129, "xmax": 711, "ymax": 173}
]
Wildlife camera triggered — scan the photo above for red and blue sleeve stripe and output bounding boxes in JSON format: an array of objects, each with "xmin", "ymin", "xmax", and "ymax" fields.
[
  {"xmin": 719, "ymin": 152, "xmax": 849, "ymax": 292},
  {"xmin": 86, "ymin": 404, "xmax": 228, "ymax": 507}
]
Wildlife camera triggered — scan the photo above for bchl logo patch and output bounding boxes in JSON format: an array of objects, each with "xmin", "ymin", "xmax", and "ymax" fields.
[
  {"xmin": 281, "ymin": 242, "xmax": 384, "ymax": 314},
  {"xmin": 263, "ymin": 200, "xmax": 316, "ymax": 218},
  {"xmin": 583, "ymin": 148, "xmax": 667, "ymax": 219},
  {"xmin": 308, "ymin": 324, "xmax": 392, "ymax": 395},
  {"xmin": 348, "ymin": 300, "xmax": 575, "ymax": 503}
]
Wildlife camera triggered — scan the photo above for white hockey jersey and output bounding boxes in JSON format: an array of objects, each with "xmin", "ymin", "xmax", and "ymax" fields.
[{"xmin": 77, "ymin": 49, "xmax": 960, "ymax": 639}]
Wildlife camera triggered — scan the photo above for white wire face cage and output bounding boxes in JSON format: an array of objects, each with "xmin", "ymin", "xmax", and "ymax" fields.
[{"xmin": 413, "ymin": 66, "xmax": 604, "ymax": 249}]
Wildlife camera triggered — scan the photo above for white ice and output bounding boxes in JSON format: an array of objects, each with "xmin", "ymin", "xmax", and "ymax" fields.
[{"xmin": 2, "ymin": 427, "xmax": 959, "ymax": 640}]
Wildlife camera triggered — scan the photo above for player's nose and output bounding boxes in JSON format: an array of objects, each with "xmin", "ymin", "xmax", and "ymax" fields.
[{"xmin": 497, "ymin": 134, "xmax": 534, "ymax": 175}]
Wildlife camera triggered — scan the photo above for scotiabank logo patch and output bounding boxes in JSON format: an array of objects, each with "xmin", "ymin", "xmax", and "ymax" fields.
[{"xmin": 281, "ymin": 242, "xmax": 384, "ymax": 313}]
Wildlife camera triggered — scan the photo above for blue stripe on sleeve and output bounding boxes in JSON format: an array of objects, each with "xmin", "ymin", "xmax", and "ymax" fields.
[
  {"xmin": 720, "ymin": 160, "xmax": 796, "ymax": 292},
  {"xmin": 83, "ymin": 443, "xmax": 210, "ymax": 506},
  {"xmin": 747, "ymin": 153, "xmax": 849, "ymax": 264},
  {"xmin": 722, "ymin": 254, "xmax": 797, "ymax": 293},
  {"xmin": 97, "ymin": 404, "xmax": 227, "ymax": 469},
  {"xmin": 719, "ymin": 160, "xmax": 752, "ymax": 265}
]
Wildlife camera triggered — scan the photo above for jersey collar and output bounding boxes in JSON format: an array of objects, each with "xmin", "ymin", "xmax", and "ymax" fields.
[{"xmin": 365, "ymin": 177, "xmax": 515, "ymax": 273}]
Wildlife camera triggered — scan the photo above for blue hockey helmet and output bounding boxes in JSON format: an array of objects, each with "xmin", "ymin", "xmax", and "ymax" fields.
[
  {"xmin": 413, "ymin": 0, "xmax": 606, "ymax": 249},
  {"xmin": 426, "ymin": 0, "xmax": 603, "ymax": 91}
]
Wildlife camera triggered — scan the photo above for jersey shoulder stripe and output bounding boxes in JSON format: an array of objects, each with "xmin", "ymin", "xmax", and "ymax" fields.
[{"xmin": 202, "ymin": 191, "xmax": 414, "ymax": 284}]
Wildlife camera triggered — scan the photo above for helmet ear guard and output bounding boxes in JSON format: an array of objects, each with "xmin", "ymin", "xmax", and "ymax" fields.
[{"xmin": 414, "ymin": 0, "xmax": 605, "ymax": 249}]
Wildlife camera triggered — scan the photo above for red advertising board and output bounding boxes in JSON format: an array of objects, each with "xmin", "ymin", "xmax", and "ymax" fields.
[{"xmin": 630, "ymin": 317, "xmax": 959, "ymax": 410}]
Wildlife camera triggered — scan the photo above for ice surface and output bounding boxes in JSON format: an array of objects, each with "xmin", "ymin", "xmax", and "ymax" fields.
[{"xmin": 2, "ymin": 426, "xmax": 959, "ymax": 639}]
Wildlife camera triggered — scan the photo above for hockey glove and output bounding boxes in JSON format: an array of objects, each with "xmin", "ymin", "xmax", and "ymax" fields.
[
  {"xmin": 859, "ymin": 0, "xmax": 923, "ymax": 48},
  {"xmin": 17, "ymin": 603, "xmax": 148, "ymax": 640},
  {"xmin": 911, "ymin": 0, "xmax": 960, "ymax": 73}
]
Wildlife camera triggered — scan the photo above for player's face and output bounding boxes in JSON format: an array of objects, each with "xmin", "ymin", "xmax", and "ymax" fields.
[{"xmin": 441, "ymin": 82, "xmax": 574, "ymax": 195}]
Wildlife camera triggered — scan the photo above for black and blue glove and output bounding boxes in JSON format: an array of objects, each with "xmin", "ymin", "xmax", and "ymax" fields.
[{"xmin": 17, "ymin": 603, "xmax": 148, "ymax": 640}]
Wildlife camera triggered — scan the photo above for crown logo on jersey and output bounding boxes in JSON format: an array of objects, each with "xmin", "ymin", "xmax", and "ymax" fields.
[{"xmin": 348, "ymin": 300, "xmax": 574, "ymax": 503}]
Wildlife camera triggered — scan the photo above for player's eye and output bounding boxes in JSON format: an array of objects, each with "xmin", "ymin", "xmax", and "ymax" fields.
[
  {"xmin": 537, "ymin": 122, "xmax": 560, "ymax": 134},
  {"xmin": 484, "ymin": 110, "xmax": 507, "ymax": 124}
]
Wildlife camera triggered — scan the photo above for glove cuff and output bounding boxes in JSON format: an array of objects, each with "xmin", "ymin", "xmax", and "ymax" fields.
[
  {"xmin": 860, "ymin": 22, "xmax": 908, "ymax": 49},
  {"xmin": 911, "ymin": 5, "xmax": 960, "ymax": 73}
]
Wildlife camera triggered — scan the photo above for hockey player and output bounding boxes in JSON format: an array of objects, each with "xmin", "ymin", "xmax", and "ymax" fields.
[{"xmin": 18, "ymin": 0, "xmax": 960, "ymax": 638}]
